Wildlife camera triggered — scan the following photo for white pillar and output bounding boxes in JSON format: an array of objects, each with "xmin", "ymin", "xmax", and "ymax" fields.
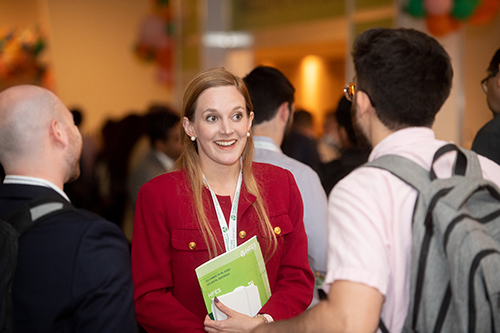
[{"xmin": 200, "ymin": 0, "xmax": 254, "ymax": 77}]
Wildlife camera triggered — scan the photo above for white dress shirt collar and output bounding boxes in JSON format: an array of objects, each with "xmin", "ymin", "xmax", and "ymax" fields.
[
  {"xmin": 154, "ymin": 150, "xmax": 176, "ymax": 170},
  {"xmin": 3, "ymin": 175, "xmax": 71, "ymax": 202}
]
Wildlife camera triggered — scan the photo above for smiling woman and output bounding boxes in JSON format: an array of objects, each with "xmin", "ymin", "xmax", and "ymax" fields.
[
  {"xmin": 131, "ymin": 67, "xmax": 315, "ymax": 333},
  {"xmin": 182, "ymin": 85, "xmax": 254, "ymax": 179}
]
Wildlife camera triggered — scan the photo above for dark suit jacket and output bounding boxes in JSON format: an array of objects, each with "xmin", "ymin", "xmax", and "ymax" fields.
[
  {"xmin": 0, "ymin": 184, "xmax": 137, "ymax": 333},
  {"xmin": 471, "ymin": 115, "xmax": 500, "ymax": 166},
  {"xmin": 132, "ymin": 162, "xmax": 315, "ymax": 332}
]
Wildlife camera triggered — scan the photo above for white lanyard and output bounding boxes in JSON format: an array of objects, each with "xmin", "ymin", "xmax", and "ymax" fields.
[
  {"xmin": 253, "ymin": 140, "xmax": 281, "ymax": 153},
  {"xmin": 203, "ymin": 171, "xmax": 243, "ymax": 252}
]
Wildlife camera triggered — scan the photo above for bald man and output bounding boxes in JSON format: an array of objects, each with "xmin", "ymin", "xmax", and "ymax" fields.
[{"xmin": 0, "ymin": 85, "xmax": 138, "ymax": 332}]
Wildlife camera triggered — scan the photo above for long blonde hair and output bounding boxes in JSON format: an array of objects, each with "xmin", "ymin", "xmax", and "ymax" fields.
[{"xmin": 177, "ymin": 67, "xmax": 277, "ymax": 258}]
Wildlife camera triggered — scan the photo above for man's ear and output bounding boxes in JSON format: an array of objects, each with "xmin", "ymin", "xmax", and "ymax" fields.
[
  {"xmin": 50, "ymin": 119, "xmax": 67, "ymax": 147},
  {"xmin": 355, "ymin": 91, "xmax": 374, "ymax": 119},
  {"xmin": 182, "ymin": 117, "xmax": 195, "ymax": 138},
  {"xmin": 278, "ymin": 102, "xmax": 290, "ymax": 124}
]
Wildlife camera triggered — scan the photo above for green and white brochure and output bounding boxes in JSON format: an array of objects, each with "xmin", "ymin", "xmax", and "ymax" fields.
[{"xmin": 195, "ymin": 235, "xmax": 271, "ymax": 320}]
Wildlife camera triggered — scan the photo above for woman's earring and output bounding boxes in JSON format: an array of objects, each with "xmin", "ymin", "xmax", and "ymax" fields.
[
  {"xmin": 247, "ymin": 132, "xmax": 250, "ymax": 137},
  {"xmin": 191, "ymin": 136, "xmax": 196, "ymax": 141}
]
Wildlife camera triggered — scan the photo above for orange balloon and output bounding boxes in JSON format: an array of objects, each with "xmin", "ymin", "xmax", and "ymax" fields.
[
  {"xmin": 468, "ymin": 0, "xmax": 500, "ymax": 25},
  {"xmin": 426, "ymin": 14, "xmax": 461, "ymax": 36}
]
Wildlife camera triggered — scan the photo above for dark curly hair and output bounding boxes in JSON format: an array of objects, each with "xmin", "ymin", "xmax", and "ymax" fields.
[{"xmin": 353, "ymin": 28, "xmax": 453, "ymax": 130}]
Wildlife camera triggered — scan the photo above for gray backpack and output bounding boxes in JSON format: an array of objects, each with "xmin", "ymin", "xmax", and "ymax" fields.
[{"xmin": 366, "ymin": 144, "xmax": 500, "ymax": 333}]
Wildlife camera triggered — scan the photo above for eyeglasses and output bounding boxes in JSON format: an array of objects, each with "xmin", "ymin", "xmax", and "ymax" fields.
[
  {"xmin": 344, "ymin": 82, "xmax": 355, "ymax": 102},
  {"xmin": 344, "ymin": 81, "xmax": 376, "ymax": 107},
  {"xmin": 481, "ymin": 68, "xmax": 498, "ymax": 93}
]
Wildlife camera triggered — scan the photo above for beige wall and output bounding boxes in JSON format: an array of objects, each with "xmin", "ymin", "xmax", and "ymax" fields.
[
  {"xmin": 44, "ymin": 0, "xmax": 177, "ymax": 135},
  {"xmin": 0, "ymin": 0, "xmax": 39, "ymax": 26},
  {"xmin": 0, "ymin": 0, "xmax": 175, "ymax": 135}
]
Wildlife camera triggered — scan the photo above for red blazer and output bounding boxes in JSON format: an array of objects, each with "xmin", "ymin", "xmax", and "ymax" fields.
[{"xmin": 132, "ymin": 162, "xmax": 314, "ymax": 332}]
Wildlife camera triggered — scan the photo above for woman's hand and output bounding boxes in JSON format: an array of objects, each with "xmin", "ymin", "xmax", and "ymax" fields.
[{"xmin": 203, "ymin": 297, "xmax": 266, "ymax": 333}]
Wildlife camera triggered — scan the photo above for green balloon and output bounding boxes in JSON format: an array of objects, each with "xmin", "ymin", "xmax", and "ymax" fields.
[
  {"xmin": 452, "ymin": 0, "xmax": 478, "ymax": 20},
  {"xmin": 405, "ymin": 0, "xmax": 426, "ymax": 18}
]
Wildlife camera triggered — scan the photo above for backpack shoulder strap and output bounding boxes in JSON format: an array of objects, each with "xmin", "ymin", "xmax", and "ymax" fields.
[
  {"xmin": 365, "ymin": 144, "xmax": 484, "ymax": 192},
  {"xmin": 430, "ymin": 143, "xmax": 483, "ymax": 180},
  {"xmin": 460, "ymin": 147, "xmax": 483, "ymax": 179},
  {"xmin": 364, "ymin": 154, "xmax": 430, "ymax": 192},
  {"xmin": 3, "ymin": 196, "xmax": 73, "ymax": 236}
]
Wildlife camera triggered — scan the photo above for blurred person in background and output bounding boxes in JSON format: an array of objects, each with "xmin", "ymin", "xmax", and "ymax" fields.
[
  {"xmin": 318, "ymin": 96, "xmax": 371, "ymax": 195},
  {"xmin": 317, "ymin": 110, "xmax": 342, "ymax": 164},
  {"xmin": 127, "ymin": 105, "xmax": 182, "ymax": 207},
  {"xmin": 281, "ymin": 109, "xmax": 322, "ymax": 172},
  {"xmin": 64, "ymin": 108, "xmax": 99, "ymax": 211},
  {"xmin": 471, "ymin": 47, "xmax": 500, "ymax": 165},
  {"xmin": 93, "ymin": 113, "xmax": 147, "ymax": 227}
]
